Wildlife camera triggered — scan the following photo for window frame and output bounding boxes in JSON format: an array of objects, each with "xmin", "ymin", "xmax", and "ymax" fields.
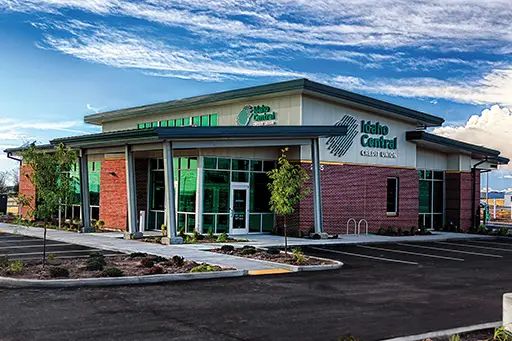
[{"xmin": 386, "ymin": 177, "xmax": 399, "ymax": 216}]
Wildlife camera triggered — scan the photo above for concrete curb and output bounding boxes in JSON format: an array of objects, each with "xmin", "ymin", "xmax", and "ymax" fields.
[
  {"xmin": 380, "ymin": 321, "xmax": 502, "ymax": 341},
  {"xmin": 0, "ymin": 270, "xmax": 247, "ymax": 288}
]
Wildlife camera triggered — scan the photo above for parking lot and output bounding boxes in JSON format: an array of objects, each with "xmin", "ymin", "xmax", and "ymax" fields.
[{"xmin": 0, "ymin": 232, "xmax": 121, "ymax": 261}]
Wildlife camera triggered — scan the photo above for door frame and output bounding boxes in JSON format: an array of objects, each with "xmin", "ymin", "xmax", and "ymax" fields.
[{"xmin": 229, "ymin": 182, "xmax": 250, "ymax": 235}]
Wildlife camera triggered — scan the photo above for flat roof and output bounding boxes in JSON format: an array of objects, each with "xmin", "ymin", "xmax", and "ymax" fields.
[
  {"xmin": 406, "ymin": 131, "xmax": 509, "ymax": 164},
  {"xmin": 84, "ymin": 78, "xmax": 445, "ymax": 127}
]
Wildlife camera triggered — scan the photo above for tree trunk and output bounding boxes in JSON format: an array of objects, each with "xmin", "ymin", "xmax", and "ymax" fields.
[
  {"xmin": 42, "ymin": 218, "xmax": 47, "ymax": 267},
  {"xmin": 284, "ymin": 215, "xmax": 288, "ymax": 255}
]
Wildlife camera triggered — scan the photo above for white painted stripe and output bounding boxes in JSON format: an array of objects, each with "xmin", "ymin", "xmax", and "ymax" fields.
[
  {"xmin": 357, "ymin": 245, "xmax": 464, "ymax": 261},
  {"xmin": 396, "ymin": 243, "xmax": 503, "ymax": 258},
  {"xmin": 0, "ymin": 239, "xmax": 50, "ymax": 244},
  {"xmin": 9, "ymin": 254, "xmax": 120, "ymax": 260},
  {"xmin": 0, "ymin": 244, "xmax": 74, "ymax": 250},
  {"xmin": 0, "ymin": 249, "xmax": 102, "ymax": 257},
  {"xmin": 309, "ymin": 246, "xmax": 419, "ymax": 265},
  {"xmin": 465, "ymin": 239, "xmax": 512, "ymax": 247},
  {"xmin": 436, "ymin": 241, "xmax": 512, "ymax": 253}
]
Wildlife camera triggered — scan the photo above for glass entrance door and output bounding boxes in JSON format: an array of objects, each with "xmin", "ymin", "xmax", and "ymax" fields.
[{"xmin": 230, "ymin": 183, "xmax": 249, "ymax": 234}]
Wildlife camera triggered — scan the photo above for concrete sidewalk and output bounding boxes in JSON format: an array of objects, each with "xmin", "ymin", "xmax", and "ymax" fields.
[{"xmin": 0, "ymin": 223, "xmax": 285, "ymax": 271}]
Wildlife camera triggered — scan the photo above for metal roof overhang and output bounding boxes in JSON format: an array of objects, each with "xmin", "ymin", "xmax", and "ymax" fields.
[
  {"xmin": 406, "ymin": 131, "xmax": 509, "ymax": 164},
  {"xmin": 14, "ymin": 125, "xmax": 348, "ymax": 151}
]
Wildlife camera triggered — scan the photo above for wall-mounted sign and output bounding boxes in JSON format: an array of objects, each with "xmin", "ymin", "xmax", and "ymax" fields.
[
  {"xmin": 236, "ymin": 105, "xmax": 277, "ymax": 126},
  {"xmin": 327, "ymin": 115, "xmax": 398, "ymax": 159}
]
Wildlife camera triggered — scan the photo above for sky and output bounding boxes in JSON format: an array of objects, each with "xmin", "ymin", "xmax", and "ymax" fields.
[{"xmin": 0, "ymin": 0, "xmax": 511, "ymax": 190}]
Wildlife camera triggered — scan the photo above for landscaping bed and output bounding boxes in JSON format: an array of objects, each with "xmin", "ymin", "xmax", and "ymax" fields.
[
  {"xmin": 426, "ymin": 327, "xmax": 510, "ymax": 341},
  {"xmin": 0, "ymin": 253, "xmax": 231, "ymax": 280},
  {"xmin": 212, "ymin": 245, "xmax": 335, "ymax": 266},
  {"xmin": 377, "ymin": 226, "xmax": 434, "ymax": 237},
  {"xmin": 136, "ymin": 232, "xmax": 249, "ymax": 245}
]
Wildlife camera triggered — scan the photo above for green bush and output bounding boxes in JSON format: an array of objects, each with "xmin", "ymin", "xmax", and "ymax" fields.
[
  {"xmin": 409, "ymin": 226, "xmax": 416, "ymax": 236},
  {"xmin": 140, "ymin": 257, "xmax": 154, "ymax": 268},
  {"xmin": 220, "ymin": 245, "xmax": 235, "ymax": 252},
  {"xmin": 171, "ymin": 255, "xmax": 185, "ymax": 267},
  {"xmin": 151, "ymin": 256, "xmax": 167, "ymax": 263},
  {"xmin": 190, "ymin": 264, "xmax": 222, "ymax": 273},
  {"xmin": 207, "ymin": 227, "xmax": 214, "ymax": 239},
  {"xmin": 266, "ymin": 247, "xmax": 281, "ymax": 255},
  {"xmin": 292, "ymin": 248, "xmax": 306, "ymax": 264},
  {"xmin": 101, "ymin": 267, "xmax": 124, "ymax": 277},
  {"xmin": 478, "ymin": 224, "xmax": 488, "ymax": 235},
  {"xmin": 8, "ymin": 260, "xmax": 24, "ymax": 274},
  {"xmin": 48, "ymin": 266, "xmax": 70, "ymax": 278},
  {"xmin": 184, "ymin": 235, "xmax": 197, "ymax": 244},
  {"xmin": 86, "ymin": 258, "xmax": 105, "ymax": 271},
  {"xmin": 96, "ymin": 220, "xmax": 105, "ymax": 229},
  {"xmin": 129, "ymin": 252, "xmax": 147, "ymax": 258},
  {"xmin": 216, "ymin": 233, "xmax": 229, "ymax": 243},
  {"xmin": 498, "ymin": 227, "xmax": 509, "ymax": 236},
  {"xmin": 161, "ymin": 224, "xmax": 166, "ymax": 236},
  {"xmin": 178, "ymin": 227, "xmax": 186, "ymax": 238},
  {"xmin": 47, "ymin": 253, "xmax": 57, "ymax": 261},
  {"xmin": 385, "ymin": 226, "xmax": 396, "ymax": 236},
  {"xmin": 89, "ymin": 252, "xmax": 106, "ymax": 263},
  {"xmin": 241, "ymin": 247, "xmax": 256, "ymax": 255},
  {"xmin": 0, "ymin": 256, "xmax": 9, "ymax": 269},
  {"xmin": 193, "ymin": 230, "xmax": 205, "ymax": 241},
  {"xmin": 149, "ymin": 266, "xmax": 164, "ymax": 275}
]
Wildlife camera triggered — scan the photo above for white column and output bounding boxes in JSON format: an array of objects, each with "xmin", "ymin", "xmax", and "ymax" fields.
[
  {"xmin": 163, "ymin": 141, "xmax": 177, "ymax": 239},
  {"xmin": 79, "ymin": 150, "xmax": 92, "ymax": 232},
  {"xmin": 504, "ymin": 293, "xmax": 512, "ymax": 333},
  {"xmin": 312, "ymin": 138, "xmax": 323, "ymax": 233},
  {"xmin": 125, "ymin": 145, "xmax": 138, "ymax": 234}
]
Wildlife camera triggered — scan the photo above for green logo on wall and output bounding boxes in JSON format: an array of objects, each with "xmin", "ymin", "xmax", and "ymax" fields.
[{"xmin": 236, "ymin": 105, "xmax": 277, "ymax": 126}]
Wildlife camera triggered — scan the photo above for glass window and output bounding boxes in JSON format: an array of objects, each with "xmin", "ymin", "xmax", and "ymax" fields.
[
  {"xmin": 189, "ymin": 157, "xmax": 198, "ymax": 169},
  {"xmin": 183, "ymin": 117, "xmax": 191, "ymax": 126},
  {"xmin": 138, "ymin": 123, "xmax": 145, "ymax": 129},
  {"xmin": 424, "ymin": 170, "xmax": 432, "ymax": 179},
  {"xmin": 168, "ymin": 120, "xmax": 175, "ymax": 127},
  {"xmin": 232, "ymin": 159, "xmax": 249, "ymax": 171},
  {"xmin": 204, "ymin": 157, "xmax": 217, "ymax": 169},
  {"xmin": 178, "ymin": 213, "xmax": 186, "ymax": 233},
  {"xmin": 151, "ymin": 171, "xmax": 165, "ymax": 210},
  {"xmin": 263, "ymin": 160, "xmax": 275, "ymax": 172},
  {"xmin": 176, "ymin": 118, "xmax": 183, "ymax": 127},
  {"xmin": 218, "ymin": 158, "xmax": 230, "ymax": 170},
  {"xmin": 180, "ymin": 157, "xmax": 188, "ymax": 169},
  {"xmin": 433, "ymin": 181, "xmax": 443, "ymax": 213},
  {"xmin": 201, "ymin": 115, "xmax": 209, "ymax": 126},
  {"xmin": 419, "ymin": 180, "xmax": 432, "ymax": 214},
  {"xmin": 249, "ymin": 214, "xmax": 261, "ymax": 233},
  {"xmin": 152, "ymin": 121, "xmax": 159, "ymax": 128},
  {"xmin": 173, "ymin": 157, "xmax": 179, "ymax": 170},
  {"xmin": 178, "ymin": 170, "xmax": 197, "ymax": 212},
  {"xmin": 434, "ymin": 171, "xmax": 444, "ymax": 180},
  {"xmin": 145, "ymin": 122, "xmax": 151, "ymax": 129},
  {"xmin": 193, "ymin": 116, "xmax": 200, "ymax": 126},
  {"xmin": 160, "ymin": 120, "xmax": 168, "ymax": 127},
  {"xmin": 250, "ymin": 160, "xmax": 262, "ymax": 172},
  {"xmin": 250, "ymin": 172, "xmax": 272, "ymax": 213},
  {"xmin": 386, "ymin": 178, "xmax": 398, "ymax": 214},
  {"xmin": 418, "ymin": 170, "xmax": 424, "ymax": 180},
  {"xmin": 210, "ymin": 114, "xmax": 218, "ymax": 126},
  {"xmin": 232, "ymin": 172, "xmax": 249, "ymax": 183},
  {"xmin": 262, "ymin": 214, "xmax": 274, "ymax": 232},
  {"xmin": 202, "ymin": 215, "xmax": 215, "ymax": 234},
  {"xmin": 217, "ymin": 215, "xmax": 228, "ymax": 233},
  {"xmin": 186, "ymin": 214, "xmax": 195, "ymax": 233},
  {"xmin": 203, "ymin": 170, "xmax": 230, "ymax": 213}
]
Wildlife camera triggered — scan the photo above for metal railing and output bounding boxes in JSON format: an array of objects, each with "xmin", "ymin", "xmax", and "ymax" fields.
[{"xmin": 346, "ymin": 218, "xmax": 357, "ymax": 235}]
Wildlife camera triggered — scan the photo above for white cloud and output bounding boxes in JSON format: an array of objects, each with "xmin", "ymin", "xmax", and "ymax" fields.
[{"xmin": 432, "ymin": 105, "xmax": 512, "ymax": 170}]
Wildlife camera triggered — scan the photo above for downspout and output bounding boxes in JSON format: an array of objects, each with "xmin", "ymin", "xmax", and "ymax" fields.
[
  {"xmin": 472, "ymin": 158, "xmax": 487, "ymax": 230},
  {"xmin": 6, "ymin": 152, "xmax": 23, "ymax": 217}
]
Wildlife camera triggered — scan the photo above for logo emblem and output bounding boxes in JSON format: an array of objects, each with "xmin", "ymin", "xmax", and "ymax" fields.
[
  {"xmin": 327, "ymin": 115, "xmax": 359, "ymax": 157},
  {"xmin": 236, "ymin": 105, "xmax": 254, "ymax": 126}
]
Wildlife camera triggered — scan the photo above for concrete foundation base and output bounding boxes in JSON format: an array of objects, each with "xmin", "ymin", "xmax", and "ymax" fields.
[
  {"xmin": 310, "ymin": 232, "xmax": 329, "ymax": 240},
  {"xmin": 80, "ymin": 226, "xmax": 96, "ymax": 233},
  {"xmin": 504, "ymin": 293, "xmax": 512, "ymax": 332},
  {"xmin": 123, "ymin": 231, "xmax": 143, "ymax": 240},
  {"xmin": 162, "ymin": 237, "xmax": 184, "ymax": 245}
]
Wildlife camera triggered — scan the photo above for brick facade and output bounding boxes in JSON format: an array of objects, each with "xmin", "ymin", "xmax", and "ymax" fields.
[
  {"xmin": 288, "ymin": 163, "xmax": 419, "ymax": 235},
  {"xmin": 445, "ymin": 171, "xmax": 480, "ymax": 232},
  {"xmin": 19, "ymin": 164, "xmax": 36, "ymax": 219},
  {"xmin": 99, "ymin": 159, "xmax": 128, "ymax": 230}
]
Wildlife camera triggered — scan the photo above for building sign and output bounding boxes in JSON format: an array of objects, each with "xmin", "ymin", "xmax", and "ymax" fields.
[
  {"xmin": 327, "ymin": 115, "xmax": 398, "ymax": 159},
  {"xmin": 236, "ymin": 105, "xmax": 277, "ymax": 126}
]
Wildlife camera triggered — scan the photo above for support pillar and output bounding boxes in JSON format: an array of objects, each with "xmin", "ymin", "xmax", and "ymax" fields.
[
  {"xmin": 79, "ymin": 150, "xmax": 92, "ymax": 232},
  {"xmin": 163, "ymin": 141, "xmax": 181, "ymax": 243},
  {"xmin": 312, "ymin": 138, "xmax": 324, "ymax": 234},
  {"xmin": 504, "ymin": 293, "xmax": 512, "ymax": 333},
  {"xmin": 125, "ymin": 145, "xmax": 138, "ymax": 235}
]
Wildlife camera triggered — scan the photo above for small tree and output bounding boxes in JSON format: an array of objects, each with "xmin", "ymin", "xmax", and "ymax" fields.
[
  {"xmin": 267, "ymin": 148, "xmax": 310, "ymax": 254},
  {"xmin": 21, "ymin": 143, "xmax": 77, "ymax": 266}
]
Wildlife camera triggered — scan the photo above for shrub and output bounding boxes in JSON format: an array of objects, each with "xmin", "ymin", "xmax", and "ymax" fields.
[
  {"xmin": 178, "ymin": 227, "xmax": 186, "ymax": 238},
  {"xmin": 140, "ymin": 257, "xmax": 154, "ymax": 268},
  {"xmin": 96, "ymin": 220, "xmax": 105, "ymax": 230},
  {"xmin": 385, "ymin": 226, "xmax": 396, "ymax": 236},
  {"xmin": 241, "ymin": 247, "xmax": 256, "ymax": 255},
  {"xmin": 216, "ymin": 233, "xmax": 229, "ymax": 243},
  {"xmin": 184, "ymin": 235, "xmax": 197, "ymax": 244},
  {"xmin": 8, "ymin": 260, "xmax": 24, "ymax": 274},
  {"xmin": 171, "ymin": 255, "xmax": 185, "ymax": 267},
  {"xmin": 149, "ymin": 266, "xmax": 164, "ymax": 275},
  {"xmin": 397, "ymin": 227, "xmax": 403, "ymax": 236},
  {"xmin": 220, "ymin": 245, "xmax": 235, "ymax": 252},
  {"xmin": 409, "ymin": 226, "xmax": 416, "ymax": 236},
  {"xmin": 48, "ymin": 266, "xmax": 70, "ymax": 278},
  {"xmin": 377, "ymin": 227, "xmax": 384, "ymax": 235},
  {"xmin": 89, "ymin": 252, "xmax": 106, "ymax": 263},
  {"xmin": 266, "ymin": 247, "xmax": 281, "ymax": 255},
  {"xmin": 161, "ymin": 224, "xmax": 166, "ymax": 236},
  {"xmin": 151, "ymin": 256, "xmax": 167, "ymax": 263},
  {"xmin": 129, "ymin": 252, "xmax": 147, "ymax": 258},
  {"xmin": 448, "ymin": 334, "xmax": 461, "ymax": 341},
  {"xmin": 47, "ymin": 253, "xmax": 57, "ymax": 261},
  {"xmin": 0, "ymin": 256, "xmax": 9, "ymax": 269},
  {"xmin": 498, "ymin": 227, "xmax": 509, "ymax": 236},
  {"xmin": 190, "ymin": 264, "xmax": 222, "ymax": 273},
  {"xmin": 291, "ymin": 248, "xmax": 306, "ymax": 264},
  {"xmin": 478, "ymin": 224, "xmax": 488, "ymax": 235},
  {"xmin": 101, "ymin": 267, "xmax": 124, "ymax": 277},
  {"xmin": 207, "ymin": 227, "xmax": 214, "ymax": 239},
  {"xmin": 86, "ymin": 258, "xmax": 105, "ymax": 271}
]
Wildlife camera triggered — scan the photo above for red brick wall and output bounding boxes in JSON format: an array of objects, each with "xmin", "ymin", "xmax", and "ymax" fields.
[
  {"xmin": 19, "ymin": 164, "xmax": 36, "ymax": 219},
  {"xmin": 99, "ymin": 159, "xmax": 128, "ymax": 230},
  {"xmin": 289, "ymin": 163, "xmax": 419, "ymax": 235},
  {"xmin": 445, "ymin": 171, "xmax": 480, "ymax": 232}
]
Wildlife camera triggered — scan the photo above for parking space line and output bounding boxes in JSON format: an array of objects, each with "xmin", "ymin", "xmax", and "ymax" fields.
[
  {"xmin": 464, "ymin": 240, "xmax": 512, "ymax": 247},
  {"xmin": 1, "ymin": 249, "xmax": 102, "ymax": 257},
  {"xmin": 395, "ymin": 243, "xmax": 503, "ymax": 258},
  {"xmin": 0, "ymin": 239, "xmax": 56, "ymax": 244},
  {"xmin": 0, "ymin": 244, "xmax": 74, "ymax": 250},
  {"xmin": 435, "ymin": 241, "xmax": 512, "ymax": 253},
  {"xmin": 9, "ymin": 254, "xmax": 120, "ymax": 260},
  {"xmin": 309, "ymin": 246, "xmax": 419, "ymax": 265},
  {"xmin": 357, "ymin": 245, "xmax": 465, "ymax": 261}
]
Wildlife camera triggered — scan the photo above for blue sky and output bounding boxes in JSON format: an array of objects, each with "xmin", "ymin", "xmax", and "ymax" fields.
[{"xmin": 0, "ymin": 0, "xmax": 511, "ymax": 190}]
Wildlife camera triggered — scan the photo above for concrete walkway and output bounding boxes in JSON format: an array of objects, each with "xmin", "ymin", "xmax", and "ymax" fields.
[{"xmin": 0, "ymin": 223, "xmax": 284, "ymax": 271}]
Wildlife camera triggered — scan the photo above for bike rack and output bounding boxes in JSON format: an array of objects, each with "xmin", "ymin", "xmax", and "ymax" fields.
[
  {"xmin": 346, "ymin": 218, "xmax": 357, "ymax": 235},
  {"xmin": 358, "ymin": 219, "xmax": 369, "ymax": 236}
]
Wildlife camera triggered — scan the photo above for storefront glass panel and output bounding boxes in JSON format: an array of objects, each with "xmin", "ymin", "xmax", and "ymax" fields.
[{"xmin": 418, "ymin": 169, "xmax": 444, "ymax": 230}]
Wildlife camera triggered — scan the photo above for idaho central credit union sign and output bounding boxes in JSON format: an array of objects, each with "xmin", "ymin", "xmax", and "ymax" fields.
[
  {"xmin": 236, "ymin": 105, "xmax": 277, "ymax": 126},
  {"xmin": 327, "ymin": 115, "xmax": 398, "ymax": 159}
]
